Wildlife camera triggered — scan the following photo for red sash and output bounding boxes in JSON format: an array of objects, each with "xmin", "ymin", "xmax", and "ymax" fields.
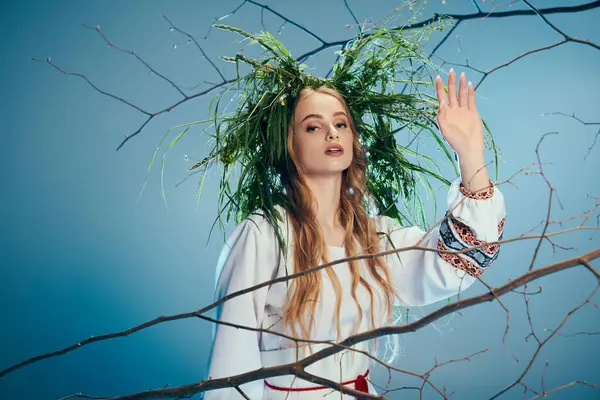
[{"xmin": 264, "ymin": 369, "xmax": 369, "ymax": 397}]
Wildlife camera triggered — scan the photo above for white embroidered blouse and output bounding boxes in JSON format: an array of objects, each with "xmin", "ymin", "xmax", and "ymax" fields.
[{"xmin": 203, "ymin": 179, "xmax": 506, "ymax": 399}]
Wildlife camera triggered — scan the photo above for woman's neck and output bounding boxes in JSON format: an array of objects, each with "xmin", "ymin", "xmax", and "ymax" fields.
[{"xmin": 302, "ymin": 173, "xmax": 343, "ymax": 230}]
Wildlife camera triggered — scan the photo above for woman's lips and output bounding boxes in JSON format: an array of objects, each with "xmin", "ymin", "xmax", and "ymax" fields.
[{"xmin": 324, "ymin": 144, "xmax": 344, "ymax": 155}]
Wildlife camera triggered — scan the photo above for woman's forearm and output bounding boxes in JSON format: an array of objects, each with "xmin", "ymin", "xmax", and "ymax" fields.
[{"xmin": 458, "ymin": 153, "xmax": 491, "ymax": 194}]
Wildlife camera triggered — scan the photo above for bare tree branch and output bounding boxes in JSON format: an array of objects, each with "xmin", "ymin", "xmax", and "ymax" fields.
[
  {"xmin": 2, "ymin": 220, "xmax": 598, "ymax": 381},
  {"xmin": 541, "ymin": 111, "xmax": 600, "ymax": 161},
  {"xmin": 42, "ymin": 248, "xmax": 600, "ymax": 400},
  {"xmin": 18, "ymin": 3, "xmax": 600, "ymax": 400},
  {"xmin": 31, "ymin": 2, "xmax": 600, "ymax": 151},
  {"xmin": 490, "ymin": 282, "xmax": 600, "ymax": 399},
  {"xmin": 162, "ymin": 15, "xmax": 226, "ymax": 83}
]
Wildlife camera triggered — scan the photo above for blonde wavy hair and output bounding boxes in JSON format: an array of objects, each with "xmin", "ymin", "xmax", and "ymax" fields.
[{"xmin": 281, "ymin": 86, "xmax": 402, "ymax": 357}]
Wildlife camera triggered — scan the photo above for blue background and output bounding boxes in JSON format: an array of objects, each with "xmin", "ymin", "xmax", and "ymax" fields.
[{"xmin": 1, "ymin": 0, "xmax": 599, "ymax": 399}]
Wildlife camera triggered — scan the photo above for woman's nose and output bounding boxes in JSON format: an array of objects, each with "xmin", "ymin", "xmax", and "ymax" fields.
[{"xmin": 327, "ymin": 126, "xmax": 339, "ymax": 139}]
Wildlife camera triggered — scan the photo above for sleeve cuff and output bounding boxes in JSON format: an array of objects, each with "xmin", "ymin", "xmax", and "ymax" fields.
[{"xmin": 459, "ymin": 178, "xmax": 495, "ymax": 200}]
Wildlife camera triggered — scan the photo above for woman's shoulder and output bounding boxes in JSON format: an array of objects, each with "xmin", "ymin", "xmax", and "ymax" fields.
[
  {"xmin": 371, "ymin": 213, "xmax": 395, "ymax": 232},
  {"xmin": 370, "ymin": 214, "xmax": 423, "ymax": 243},
  {"xmin": 232, "ymin": 205, "xmax": 291, "ymax": 245}
]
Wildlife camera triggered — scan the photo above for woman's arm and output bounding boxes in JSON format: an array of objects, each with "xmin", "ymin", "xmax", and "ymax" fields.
[
  {"xmin": 379, "ymin": 178, "xmax": 506, "ymax": 307},
  {"xmin": 376, "ymin": 68, "xmax": 506, "ymax": 307},
  {"xmin": 203, "ymin": 216, "xmax": 278, "ymax": 399}
]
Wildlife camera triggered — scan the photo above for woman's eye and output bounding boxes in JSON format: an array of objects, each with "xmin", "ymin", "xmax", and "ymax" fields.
[{"xmin": 306, "ymin": 122, "xmax": 346, "ymax": 132}]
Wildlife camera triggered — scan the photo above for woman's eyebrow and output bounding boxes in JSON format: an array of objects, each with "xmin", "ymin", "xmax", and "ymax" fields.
[{"xmin": 300, "ymin": 111, "xmax": 347, "ymax": 123}]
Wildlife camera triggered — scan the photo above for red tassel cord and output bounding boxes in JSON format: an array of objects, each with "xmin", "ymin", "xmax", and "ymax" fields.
[
  {"xmin": 355, "ymin": 372, "xmax": 369, "ymax": 392},
  {"xmin": 354, "ymin": 369, "xmax": 370, "ymax": 399},
  {"xmin": 265, "ymin": 368, "xmax": 370, "ymax": 397}
]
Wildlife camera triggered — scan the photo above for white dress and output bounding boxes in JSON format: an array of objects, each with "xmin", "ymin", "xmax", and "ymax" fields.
[{"xmin": 203, "ymin": 179, "xmax": 506, "ymax": 399}]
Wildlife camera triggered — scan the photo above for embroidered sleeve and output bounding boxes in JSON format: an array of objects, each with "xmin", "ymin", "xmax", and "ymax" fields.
[
  {"xmin": 437, "ymin": 213, "xmax": 506, "ymax": 278},
  {"xmin": 379, "ymin": 178, "xmax": 507, "ymax": 307},
  {"xmin": 459, "ymin": 178, "xmax": 495, "ymax": 200}
]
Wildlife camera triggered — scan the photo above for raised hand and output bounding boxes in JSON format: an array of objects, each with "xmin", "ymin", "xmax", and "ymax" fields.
[
  {"xmin": 435, "ymin": 68, "xmax": 490, "ymax": 193},
  {"xmin": 435, "ymin": 68, "xmax": 484, "ymax": 159}
]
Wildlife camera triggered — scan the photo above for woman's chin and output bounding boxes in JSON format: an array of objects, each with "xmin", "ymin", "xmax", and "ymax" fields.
[
  {"xmin": 306, "ymin": 167, "xmax": 351, "ymax": 177},
  {"xmin": 323, "ymin": 158, "xmax": 352, "ymax": 171}
]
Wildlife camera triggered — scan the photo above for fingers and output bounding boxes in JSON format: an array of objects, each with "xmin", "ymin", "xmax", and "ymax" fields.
[
  {"xmin": 467, "ymin": 80, "xmax": 476, "ymax": 110},
  {"xmin": 447, "ymin": 68, "xmax": 457, "ymax": 107},
  {"xmin": 435, "ymin": 75, "xmax": 446, "ymax": 109},
  {"xmin": 458, "ymin": 72, "xmax": 467, "ymax": 108},
  {"xmin": 437, "ymin": 69, "xmax": 476, "ymax": 110}
]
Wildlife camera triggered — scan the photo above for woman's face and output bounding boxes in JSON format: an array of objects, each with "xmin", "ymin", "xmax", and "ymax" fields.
[{"xmin": 290, "ymin": 90, "xmax": 354, "ymax": 177}]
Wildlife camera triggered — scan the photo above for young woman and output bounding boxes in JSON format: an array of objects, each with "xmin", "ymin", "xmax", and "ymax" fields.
[{"xmin": 202, "ymin": 68, "xmax": 506, "ymax": 399}]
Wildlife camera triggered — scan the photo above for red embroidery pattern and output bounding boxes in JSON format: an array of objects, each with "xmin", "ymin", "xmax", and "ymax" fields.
[
  {"xmin": 460, "ymin": 179, "xmax": 495, "ymax": 200},
  {"xmin": 498, "ymin": 217, "xmax": 506, "ymax": 234},
  {"xmin": 437, "ymin": 240, "xmax": 483, "ymax": 278},
  {"xmin": 437, "ymin": 216, "xmax": 506, "ymax": 278},
  {"xmin": 450, "ymin": 218, "xmax": 504, "ymax": 255}
]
